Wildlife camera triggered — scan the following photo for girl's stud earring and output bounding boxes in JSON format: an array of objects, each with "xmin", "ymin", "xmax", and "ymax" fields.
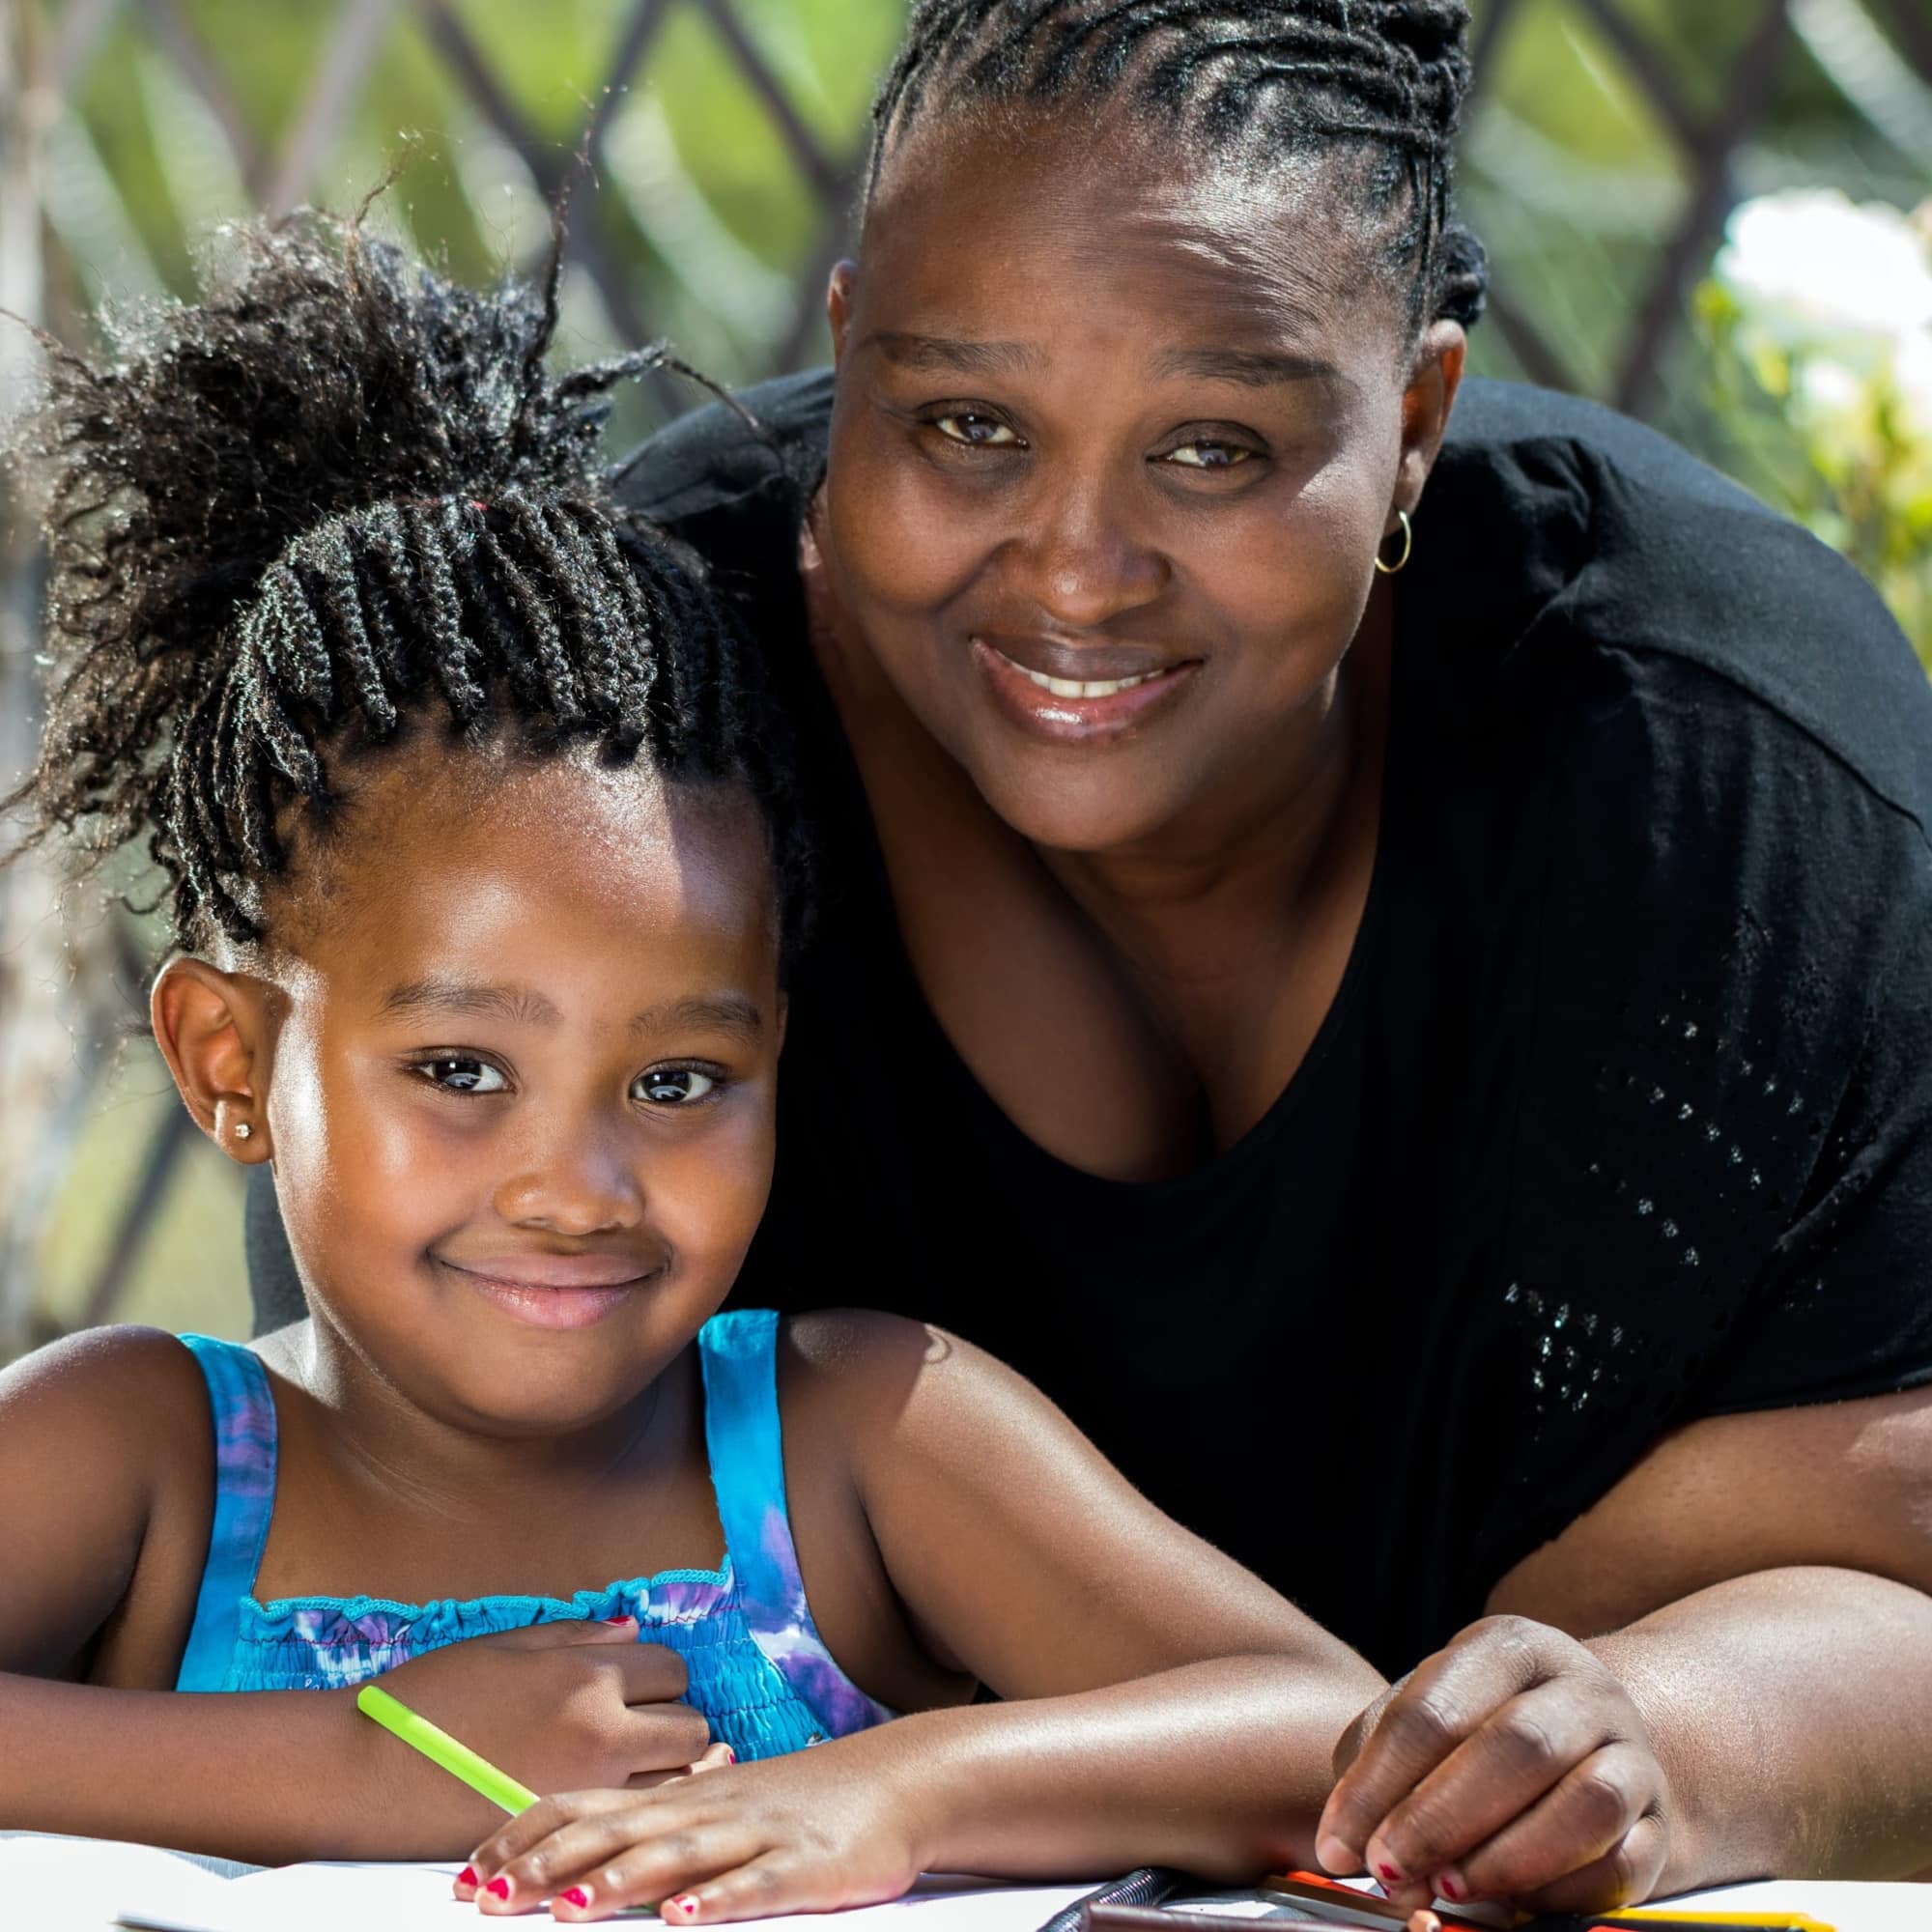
[
  {"xmin": 1375, "ymin": 509, "xmax": 1414, "ymax": 577},
  {"xmin": 233, "ymin": 1122, "xmax": 252, "ymax": 1141}
]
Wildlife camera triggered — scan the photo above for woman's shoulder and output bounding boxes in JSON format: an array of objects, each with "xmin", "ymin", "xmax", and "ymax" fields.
[
  {"xmin": 1435, "ymin": 377, "xmax": 1932, "ymax": 845},
  {"xmin": 613, "ymin": 368, "xmax": 833, "ymax": 530}
]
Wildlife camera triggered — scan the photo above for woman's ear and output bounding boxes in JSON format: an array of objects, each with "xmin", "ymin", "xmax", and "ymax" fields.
[
  {"xmin": 827, "ymin": 260, "xmax": 859, "ymax": 366},
  {"xmin": 150, "ymin": 957, "xmax": 274, "ymax": 1165},
  {"xmin": 1394, "ymin": 320, "xmax": 1467, "ymax": 519}
]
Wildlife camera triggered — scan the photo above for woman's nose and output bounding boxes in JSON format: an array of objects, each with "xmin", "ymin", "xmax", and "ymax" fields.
[
  {"xmin": 492, "ymin": 1127, "xmax": 645, "ymax": 1236},
  {"xmin": 1000, "ymin": 475, "xmax": 1167, "ymax": 629}
]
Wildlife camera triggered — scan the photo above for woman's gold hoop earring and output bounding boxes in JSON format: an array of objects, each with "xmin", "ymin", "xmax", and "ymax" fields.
[{"xmin": 1375, "ymin": 510, "xmax": 1413, "ymax": 577}]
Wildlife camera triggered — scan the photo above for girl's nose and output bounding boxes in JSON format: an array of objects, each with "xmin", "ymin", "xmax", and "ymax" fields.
[
  {"xmin": 492, "ymin": 1133, "xmax": 645, "ymax": 1236},
  {"xmin": 1000, "ymin": 476, "xmax": 1167, "ymax": 630}
]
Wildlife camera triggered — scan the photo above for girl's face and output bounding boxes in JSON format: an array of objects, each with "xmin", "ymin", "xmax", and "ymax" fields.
[
  {"xmin": 823, "ymin": 112, "xmax": 1464, "ymax": 856},
  {"xmin": 173, "ymin": 743, "xmax": 784, "ymax": 1438}
]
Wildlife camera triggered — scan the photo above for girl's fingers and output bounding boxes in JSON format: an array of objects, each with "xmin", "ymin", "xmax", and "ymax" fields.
[
  {"xmin": 624, "ymin": 1742, "xmax": 737, "ymax": 1791},
  {"xmin": 1450, "ymin": 1777, "xmax": 1669, "ymax": 1914},
  {"xmin": 628, "ymin": 1850, "xmax": 905, "ymax": 1926},
  {"xmin": 478, "ymin": 1806, "xmax": 758, "ymax": 1918},
  {"xmin": 469, "ymin": 1791, "xmax": 639, "ymax": 1876},
  {"xmin": 1362, "ymin": 1681, "xmax": 1612, "ymax": 1889}
]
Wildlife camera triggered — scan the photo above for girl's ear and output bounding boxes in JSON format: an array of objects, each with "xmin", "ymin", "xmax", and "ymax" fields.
[
  {"xmin": 1393, "ymin": 319, "xmax": 1468, "ymax": 521},
  {"xmin": 151, "ymin": 957, "xmax": 275, "ymax": 1165}
]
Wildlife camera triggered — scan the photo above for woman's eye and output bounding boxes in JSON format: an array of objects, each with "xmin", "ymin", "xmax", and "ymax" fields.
[
  {"xmin": 412, "ymin": 1057, "xmax": 507, "ymax": 1094},
  {"xmin": 1161, "ymin": 440, "xmax": 1256, "ymax": 470},
  {"xmin": 932, "ymin": 413, "xmax": 1023, "ymax": 449},
  {"xmin": 633, "ymin": 1066, "xmax": 718, "ymax": 1107}
]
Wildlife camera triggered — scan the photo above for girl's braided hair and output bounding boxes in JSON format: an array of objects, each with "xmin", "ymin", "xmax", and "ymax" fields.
[
  {"xmin": 5, "ymin": 211, "xmax": 810, "ymax": 966},
  {"xmin": 868, "ymin": 0, "xmax": 1488, "ymax": 333}
]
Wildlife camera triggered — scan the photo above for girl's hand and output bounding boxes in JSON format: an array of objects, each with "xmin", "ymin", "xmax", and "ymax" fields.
[
  {"xmin": 1315, "ymin": 1616, "xmax": 1672, "ymax": 1916},
  {"xmin": 368, "ymin": 1617, "xmax": 715, "ymax": 1846},
  {"xmin": 462, "ymin": 1745, "xmax": 923, "ymax": 1922}
]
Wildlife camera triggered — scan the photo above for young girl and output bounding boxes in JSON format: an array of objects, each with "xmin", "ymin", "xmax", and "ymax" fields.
[{"xmin": 0, "ymin": 214, "xmax": 1385, "ymax": 1919}]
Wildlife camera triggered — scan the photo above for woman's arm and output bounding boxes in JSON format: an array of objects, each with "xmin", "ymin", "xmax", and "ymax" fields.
[
  {"xmin": 465, "ymin": 1311, "xmax": 1386, "ymax": 1918},
  {"xmin": 1316, "ymin": 1385, "xmax": 1932, "ymax": 1913}
]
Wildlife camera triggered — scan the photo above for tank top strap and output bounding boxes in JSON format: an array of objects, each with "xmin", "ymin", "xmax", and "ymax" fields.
[
  {"xmin": 174, "ymin": 1333, "xmax": 280, "ymax": 1692},
  {"xmin": 697, "ymin": 1310, "xmax": 895, "ymax": 1740}
]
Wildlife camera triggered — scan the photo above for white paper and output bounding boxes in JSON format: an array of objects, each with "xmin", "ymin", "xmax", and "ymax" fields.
[{"xmin": 116, "ymin": 1861, "xmax": 1092, "ymax": 1932}]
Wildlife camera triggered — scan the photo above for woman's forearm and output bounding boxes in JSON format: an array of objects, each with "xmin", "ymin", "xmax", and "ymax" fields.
[
  {"xmin": 870, "ymin": 1654, "xmax": 1376, "ymax": 1882},
  {"xmin": 1589, "ymin": 1565, "xmax": 1932, "ymax": 1889},
  {"xmin": 0, "ymin": 1674, "xmax": 410, "ymax": 1861}
]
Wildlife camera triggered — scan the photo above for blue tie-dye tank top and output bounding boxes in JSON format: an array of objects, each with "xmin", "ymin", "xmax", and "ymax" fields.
[{"xmin": 172, "ymin": 1308, "xmax": 895, "ymax": 1762}]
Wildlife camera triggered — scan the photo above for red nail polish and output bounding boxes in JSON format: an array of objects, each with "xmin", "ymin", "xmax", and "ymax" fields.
[
  {"xmin": 668, "ymin": 1896, "xmax": 699, "ymax": 1918},
  {"xmin": 1377, "ymin": 1861, "xmax": 1402, "ymax": 1885},
  {"xmin": 1436, "ymin": 1875, "xmax": 1462, "ymax": 1900},
  {"xmin": 724, "ymin": 1747, "xmax": 737, "ymax": 1764},
  {"xmin": 486, "ymin": 1876, "xmax": 510, "ymax": 1899},
  {"xmin": 457, "ymin": 1866, "xmax": 478, "ymax": 1889},
  {"xmin": 561, "ymin": 1888, "xmax": 590, "ymax": 1909},
  {"xmin": 602, "ymin": 1614, "xmax": 635, "ymax": 1626}
]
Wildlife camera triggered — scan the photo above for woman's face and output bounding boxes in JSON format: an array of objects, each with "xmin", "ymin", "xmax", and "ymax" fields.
[{"xmin": 823, "ymin": 112, "xmax": 1464, "ymax": 856}]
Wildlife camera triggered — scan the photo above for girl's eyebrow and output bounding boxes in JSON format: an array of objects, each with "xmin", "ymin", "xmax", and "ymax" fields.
[
  {"xmin": 380, "ymin": 979, "xmax": 560, "ymax": 1025},
  {"xmin": 378, "ymin": 980, "xmax": 764, "ymax": 1043},
  {"xmin": 630, "ymin": 994, "xmax": 765, "ymax": 1043}
]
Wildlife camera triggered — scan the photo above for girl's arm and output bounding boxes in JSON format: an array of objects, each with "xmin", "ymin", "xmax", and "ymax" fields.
[
  {"xmin": 0, "ymin": 1330, "xmax": 718, "ymax": 1861},
  {"xmin": 467, "ymin": 1312, "xmax": 1385, "ymax": 1918}
]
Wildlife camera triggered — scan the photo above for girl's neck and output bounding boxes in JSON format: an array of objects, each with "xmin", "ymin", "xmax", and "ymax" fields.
[{"xmin": 262, "ymin": 1319, "xmax": 689, "ymax": 1527}]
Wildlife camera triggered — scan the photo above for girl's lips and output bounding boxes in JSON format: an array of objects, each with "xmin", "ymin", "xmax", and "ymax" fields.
[
  {"xmin": 970, "ymin": 637, "xmax": 1197, "ymax": 743},
  {"xmin": 437, "ymin": 1258, "xmax": 654, "ymax": 1330}
]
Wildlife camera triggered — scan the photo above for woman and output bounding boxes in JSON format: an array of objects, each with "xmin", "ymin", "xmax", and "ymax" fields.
[{"xmin": 250, "ymin": 0, "xmax": 1932, "ymax": 1909}]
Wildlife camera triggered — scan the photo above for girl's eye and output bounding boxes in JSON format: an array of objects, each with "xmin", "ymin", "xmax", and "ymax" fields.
[
  {"xmin": 633, "ymin": 1066, "xmax": 719, "ymax": 1107},
  {"xmin": 412, "ymin": 1057, "xmax": 507, "ymax": 1094},
  {"xmin": 1160, "ymin": 440, "xmax": 1256, "ymax": 470},
  {"xmin": 931, "ymin": 413, "xmax": 1023, "ymax": 449}
]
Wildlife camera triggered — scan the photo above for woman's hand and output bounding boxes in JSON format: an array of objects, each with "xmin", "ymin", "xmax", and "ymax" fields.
[
  {"xmin": 461, "ymin": 1744, "xmax": 924, "ymax": 1922},
  {"xmin": 1315, "ymin": 1616, "xmax": 1671, "ymax": 1916}
]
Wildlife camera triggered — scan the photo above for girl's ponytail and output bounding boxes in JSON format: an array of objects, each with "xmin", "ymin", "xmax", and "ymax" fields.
[{"xmin": 6, "ymin": 213, "xmax": 810, "ymax": 962}]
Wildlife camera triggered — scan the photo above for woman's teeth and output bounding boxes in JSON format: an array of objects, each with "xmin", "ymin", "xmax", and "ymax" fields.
[{"xmin": 1007, "ymin": 660, "xmax": 1163, "ymax": 699}]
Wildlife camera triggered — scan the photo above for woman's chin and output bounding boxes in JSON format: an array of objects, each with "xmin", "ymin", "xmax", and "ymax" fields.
[{"xmin": 965, "ymin": 747, "xmax": 1198, "ymax": 858}]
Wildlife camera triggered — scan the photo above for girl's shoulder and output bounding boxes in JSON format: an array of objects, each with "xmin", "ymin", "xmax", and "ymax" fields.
[
  {"xmin": 0, "ymin": 1321, "xmax": 213, "ymax": 1443},
  {"xmin": 0, "ymin": 1326, "xmax": 220, "ymax": 1685},
  {"xmin": 775, "ymin": 1307, "xmax": 989, "ymax": 1423}
]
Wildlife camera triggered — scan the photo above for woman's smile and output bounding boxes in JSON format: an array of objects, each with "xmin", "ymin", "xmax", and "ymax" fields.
[{"xmin": 970, "ymin": 634, "xmax": 1200, "ymax": 744}]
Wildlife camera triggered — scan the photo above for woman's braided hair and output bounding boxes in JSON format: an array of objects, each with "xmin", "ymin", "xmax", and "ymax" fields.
[
  {"xmin": 6, "ymin": 212, "xmax": 810, "ymax": 967},
  {"xmin": 868, "ymin": 0, "xmax": 1488, "ymax": 332}
]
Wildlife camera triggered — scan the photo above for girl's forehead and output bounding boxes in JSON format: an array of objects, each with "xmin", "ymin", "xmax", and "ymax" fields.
[{"xmin": 275, "ymin": 743, "xmax": 776, "ymax": 980}]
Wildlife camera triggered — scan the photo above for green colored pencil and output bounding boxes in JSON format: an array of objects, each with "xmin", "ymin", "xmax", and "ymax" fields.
[{"xmin": 356, "ymin": 1683, "xmax": 539, "ymax": 1815}]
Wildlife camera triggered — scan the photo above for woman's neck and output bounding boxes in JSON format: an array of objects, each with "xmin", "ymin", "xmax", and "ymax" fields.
[{"xmin": 1038, "ymin": 591, "xmax": 1392, "ymax": 1060}]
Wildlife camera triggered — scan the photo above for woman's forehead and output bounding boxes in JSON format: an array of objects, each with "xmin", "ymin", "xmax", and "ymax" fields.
[{"xmin": 859, "ymin": 112, "xmax": 1397, "ymax": 365}]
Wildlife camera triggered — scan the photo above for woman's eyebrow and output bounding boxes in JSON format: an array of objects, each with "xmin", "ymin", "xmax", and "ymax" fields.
[
  {"xmin": 379, "ymin": 979, "xmax": 560, "ymax": 1025},
  {"xmin": 865, "ymin": 330, "xmax": 1045, "ymax": 375},
  {"xmin": 1150, "ymin": 345, "xmax": 1342, "ymax": 386}
]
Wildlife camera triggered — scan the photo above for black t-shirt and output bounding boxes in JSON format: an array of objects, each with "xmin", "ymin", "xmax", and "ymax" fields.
[{"xmin": 247, "ymin": 372, "xmax": 1932, "ymax": 1677}]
